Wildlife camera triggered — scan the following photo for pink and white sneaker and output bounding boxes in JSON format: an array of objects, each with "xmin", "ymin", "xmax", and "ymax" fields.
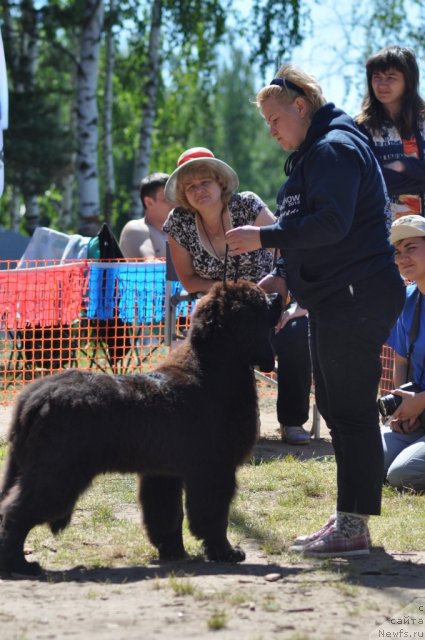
[
  {"xmin": 290, "ymin": 526, "xmax": 370, "ymax": 557},
  {"xmin": 293, "ymin": 514, "xmax": 336, "ymax": 546}
]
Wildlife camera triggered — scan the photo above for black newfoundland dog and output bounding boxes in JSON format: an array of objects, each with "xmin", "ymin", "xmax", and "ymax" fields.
[{"xmin": 0, "ymin": 281, "xmax": 281, "ymax": 575}]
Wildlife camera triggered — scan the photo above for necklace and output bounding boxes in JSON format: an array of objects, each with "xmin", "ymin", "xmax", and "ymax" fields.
[{"xmin": 199, "ymin": 208, "xmax": 227, "ymax": 260}]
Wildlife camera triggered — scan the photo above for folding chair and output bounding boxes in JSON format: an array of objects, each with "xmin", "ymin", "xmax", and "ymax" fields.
[{"xmin": 164, "ymin": 242, "xmax": 199, "ymax": 347}]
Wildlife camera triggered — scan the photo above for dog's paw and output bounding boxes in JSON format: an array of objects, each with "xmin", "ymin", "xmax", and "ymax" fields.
[
  {"xmin": 158, "ymin": 550, "xmax": 187, "ymax": 562},
  {"xmin": 0, "ymin": 558, "xmax": 43, "ymax": 578},
  {"xmin": 158, "ymin": 541, "xmax": 187, "ymax": 562},
  {"xmin": 205, "ymin": 544, "xmax": 246, "ymax": 563}
]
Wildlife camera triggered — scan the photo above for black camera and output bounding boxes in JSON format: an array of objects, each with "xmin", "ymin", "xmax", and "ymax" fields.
[{"xmin": 378, "ymin": 382, "xmax": 423, "ymax": 418}]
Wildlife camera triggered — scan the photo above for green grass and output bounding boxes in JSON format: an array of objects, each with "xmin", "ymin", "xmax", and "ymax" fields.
[
  {"xmin": 168, "ymin": 571, "xmax": 197, "ymax": 596},
  {"xmin": 233, "ymin": 456, "xmax": 425, "ymax": 555},
  {"xmin": 206, "ymin": 608, "xmax": 228, "ymax": 630},
  {"xmin": 0, "ymin": 443, "xmax": 424, "ymax": 573},
  {"xmin": 0, "ymin": 443, "xmax": 7, "ymax": 461}
]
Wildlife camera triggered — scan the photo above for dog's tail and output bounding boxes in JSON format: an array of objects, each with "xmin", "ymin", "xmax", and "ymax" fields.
[
  {"xmin": 0, "ymin": 387, "xmax": 44, "ymax": 505},
  {"xmin": 0, "ymin": 454, "xmax": 20, "ymax": 506},
  {"xmin": 7, "ymin": 378, "xmax": 50, "ymax": 447}
]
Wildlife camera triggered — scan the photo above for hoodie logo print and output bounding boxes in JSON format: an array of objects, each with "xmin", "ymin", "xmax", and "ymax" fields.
[{"xmin": 277, "ymin": 193, "xmax": 301, "ymax": 217}]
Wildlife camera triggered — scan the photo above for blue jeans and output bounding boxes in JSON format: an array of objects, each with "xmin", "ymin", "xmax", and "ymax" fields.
[
  {"xmin": 308, "ymin": 265, "xmax": 405, "ymax": 515},
  {"xmin": 272, "ymin": 315, "xmax": 311, "ymax": 426},
  {"xmin": 382, "ymin": 427, "xmax": 425, "ymax": 490}
]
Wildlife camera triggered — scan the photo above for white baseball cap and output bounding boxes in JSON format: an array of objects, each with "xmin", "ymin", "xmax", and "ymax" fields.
[{"xmin": 390, "ymin": 215, "xmax": 425, "ymax": 244}]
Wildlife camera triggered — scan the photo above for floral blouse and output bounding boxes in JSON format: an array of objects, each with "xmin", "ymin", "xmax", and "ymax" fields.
[{"xmin": 163, "ymin": 191, "xmax": 274, "ymax": 283}]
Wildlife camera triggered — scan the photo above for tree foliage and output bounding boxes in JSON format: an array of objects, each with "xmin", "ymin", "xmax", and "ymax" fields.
[
  {"xmin": 250, "ymin": 0, "xmax": 307, "ymax": 71},
  {"xmin": 0, "ymin": 0, "xmax": 424, "ymax": 235}
]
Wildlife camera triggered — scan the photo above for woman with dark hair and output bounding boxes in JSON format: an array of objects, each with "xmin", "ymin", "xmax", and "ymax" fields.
[{"xmin": 356, "ymin": 46, "xmax": 425, "ymax": 220}]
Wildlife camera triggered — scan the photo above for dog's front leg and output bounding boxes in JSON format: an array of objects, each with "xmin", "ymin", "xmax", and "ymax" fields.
[
  {"xmin": 139, "ymin": 475, "xmax": 186, "ymax": 561},
  {"xmin": 185, "ymin": 471, "xmax": 245, "ymax": 563}
]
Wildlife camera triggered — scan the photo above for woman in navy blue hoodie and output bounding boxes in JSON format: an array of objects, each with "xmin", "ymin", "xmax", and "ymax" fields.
[{"xmin": 226, "ymin": 64, "xmax": 405, "ymax": 558}]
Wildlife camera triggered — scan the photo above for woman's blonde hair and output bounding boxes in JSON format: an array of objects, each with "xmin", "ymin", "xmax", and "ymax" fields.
[
  {"xmin": 174, "ymin": 164, "xmax": 234, "ymax": 212},
  {"xmin": 256, "ymin": 63, "xmax": 326, "ymax": 116}
]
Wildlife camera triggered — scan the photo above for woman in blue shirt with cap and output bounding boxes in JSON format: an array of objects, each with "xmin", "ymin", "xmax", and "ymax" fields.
[{"xmin": 382, "ymin": 215, "xmax": 425, "ymax": 490}]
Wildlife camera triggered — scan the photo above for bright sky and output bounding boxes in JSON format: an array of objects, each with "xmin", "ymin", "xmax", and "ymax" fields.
[
  {"xmin": 236, "ymin": 0, "xmax": 424, "ymax": 118},
  {"xmin": 291, "ymin": 0, "xmax": 366, "ymax": 116}
]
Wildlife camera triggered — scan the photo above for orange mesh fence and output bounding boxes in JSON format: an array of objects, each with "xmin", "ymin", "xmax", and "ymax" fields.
[
  {"xmin": 0, "ymin": 258, "xmax": 194, "ymax": 403},
  {"xmin": 380, "ymin": 343, "xmax": 395, "ymax": 395},
  {"xmin": 0, "ymin": 256, "xmax": 394, "ymax": 405}
]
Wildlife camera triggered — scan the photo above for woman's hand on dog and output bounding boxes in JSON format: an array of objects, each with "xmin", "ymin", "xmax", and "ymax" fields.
[
  {"xmin": 276, "ymin": 302, "xmax": 308, "ymax": 333},
  {"xmin": 226, "ymin": 225, "xmax": 262, "ymax": 254}
]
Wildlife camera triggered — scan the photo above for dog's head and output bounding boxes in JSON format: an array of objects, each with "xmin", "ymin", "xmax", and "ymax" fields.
[{"xmin": 189, "ymin": 281, "xmax": 281, "ymax": 372}]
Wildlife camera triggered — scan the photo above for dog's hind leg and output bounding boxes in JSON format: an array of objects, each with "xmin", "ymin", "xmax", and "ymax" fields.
[
  {"xmin": 139, "ymin": 475, "xmax": 186, "ymax": 561},
  {"xmin": 0, "ymin": 485, "xmax": 43, "ymax": 576},
  {"xmin": 185, "ymin": 470, "xmax": 245, "ymax": 563},
  {"xmin": 0, "ymin": 467, "xmax": 92, "ymax": 576}
]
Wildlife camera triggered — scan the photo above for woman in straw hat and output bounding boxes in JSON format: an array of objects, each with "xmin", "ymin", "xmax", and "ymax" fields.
[
  {"xmin": 226, "ymin": 63, "xmax": 405, "ymax": 558},
  {"xmin": 163, "ymin": 147, "xmax": 313, "ymax": 446},
  {"xmin": 163, "ymin": 147, "xmax": 277, "ymax": 289}
]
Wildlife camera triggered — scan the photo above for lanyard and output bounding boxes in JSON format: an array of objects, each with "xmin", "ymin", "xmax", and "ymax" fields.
[{"xmin": 406, "ymin": 290, "xmax": 422, "ymax": 382}]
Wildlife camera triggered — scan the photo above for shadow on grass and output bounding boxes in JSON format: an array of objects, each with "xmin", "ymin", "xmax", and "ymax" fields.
[
  {"xmin": 4, "ymin": 548, "xmax": 425, "ymax": 593},
  {"xmin": 319, "ymin": 547, "xmax": 425, "ymax": 591},
  {"xmin": 252, "ymin": 436, "xmax": 335, "ymax": 462},
  {"xmin": 3, "ymin": 557, "xmax": 308, "ymax": 584}
]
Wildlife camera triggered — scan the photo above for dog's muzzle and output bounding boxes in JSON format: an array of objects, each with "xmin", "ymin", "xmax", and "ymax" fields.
[
  {"xmin": 266, "ymin": 293, "xmax": 283, "ymax": 327},
  {"xmin": 254, "ymin": 293, "xmax": 282, "ymax": 373}
]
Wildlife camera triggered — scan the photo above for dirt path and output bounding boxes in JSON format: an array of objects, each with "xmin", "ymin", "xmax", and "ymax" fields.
[
  {"xmin": 1, "ymin": 406, "xmax": 425, "ymax": 639},
  {"xmin": 1, "ymin": 527, "xmax": 424, "ymax": 640}
]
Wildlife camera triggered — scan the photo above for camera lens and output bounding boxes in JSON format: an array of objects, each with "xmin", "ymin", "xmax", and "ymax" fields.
[{"xmin": 378, "ymin": 393, "xmax": 403, "ymax": 418}]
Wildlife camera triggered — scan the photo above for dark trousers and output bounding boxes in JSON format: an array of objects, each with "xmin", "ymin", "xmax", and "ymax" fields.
[
  {"xmin": 272, "ymin": 315, "xmax": 311, "ymax": 426},
  {"xmin": 309, "ymin": 264, "xmax": 405, "ymax": 515}
]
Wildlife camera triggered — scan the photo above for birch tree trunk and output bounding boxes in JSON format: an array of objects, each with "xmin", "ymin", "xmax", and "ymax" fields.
[
  {"xmin": 102, "ymin": 0, "xmax": 116, "ymax": 226},
  {"xmin": 129, "ymin": 0, "xmax": 162, "ymax": 219},
  {"xmin": 76, "ymin": 0, "xmax": 104, "ymax": 236},
  {"xmin": 1, "ymin": 1, "xmax": 17, "ymax": 78},
  {"xmin": 24, "ymin": 195, "xmax": 39, "ymax": 233},
  {"xmin": 10, "ymin": 186, "xmax": 21, "ymax": 232},
  {"xmin": 58, "ymin": 41, "xmax": 78, "ymax": 232},
  {"xmin": 58, "ymin": 172, "xmax": 75, "ymax": 231},
  {"xmin": 20, "ymin": 0, "xmax": 40, "ymax": 232}
]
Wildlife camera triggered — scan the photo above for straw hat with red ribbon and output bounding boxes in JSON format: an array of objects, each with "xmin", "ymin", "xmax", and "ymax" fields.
[{"xmin": 164, "ymin": 147, "xmax": 239, "ymax": 203}]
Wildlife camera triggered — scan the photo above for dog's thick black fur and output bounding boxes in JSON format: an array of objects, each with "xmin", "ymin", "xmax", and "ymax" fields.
[{"xmin": 0, "ymin": 281, "xmax": 280, "ymax": 575}]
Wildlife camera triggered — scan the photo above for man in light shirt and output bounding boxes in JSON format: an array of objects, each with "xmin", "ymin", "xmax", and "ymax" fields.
[{"xmin": 119, "ymin": 173, "xmax": 173, "ymax": 259}]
